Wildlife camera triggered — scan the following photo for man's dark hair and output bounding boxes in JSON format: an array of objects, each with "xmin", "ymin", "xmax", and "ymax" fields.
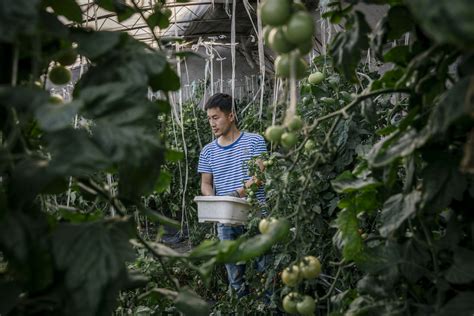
[{"xmin": 204, "ymin": 93, "xmax": 235, "ymax": 114}]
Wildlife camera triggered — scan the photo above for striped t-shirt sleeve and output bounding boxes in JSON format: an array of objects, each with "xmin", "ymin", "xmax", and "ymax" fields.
[
  {"xmin": 198, "ymin": 146, "xmax": 212, "ymax": 173},
  {"xmin": 252, "ymin": 135, "xmax": 267, "ymax": 157}
]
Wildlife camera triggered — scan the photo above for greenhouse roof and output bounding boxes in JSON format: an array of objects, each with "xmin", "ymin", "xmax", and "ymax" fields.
[{"xmin": 75, "ymin": 0, "xmax": 258, "ymax": 46}]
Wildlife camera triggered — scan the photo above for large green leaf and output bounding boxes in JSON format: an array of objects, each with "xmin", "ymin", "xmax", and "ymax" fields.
[
  {"xmin": 0, "ymin": 0, "xmax": 40, "ymax": 42},
  {"xmin": 437, "ymin": 292, "xmax": 474, "ymax": 316},
  {"xmin": 420, "ymin": 154, "xmax": 467, "ymax": 211},
  {"xmin": 46, "ymin": 129, "xmax": 111, "ymax": 176},
  {"xmin": 408, "ymin": 0, "xmax": 474, "ymax": 50},
  {"xmin": 445, "ymin": 247, "xmax": 474, "ymax": 284},
  {"xmin": 45, "ymin": 0, "xmax": 82, "ymax": 23},
  {"xmin": 52, "ymin": 218, "xmax": 136, "ymax": 315},
  {"xmin": 174, "ymin": 287, "xmax": 210, "ymax": 316},
  {"xmin": 424, "ymin": 76, "xmax": 474, "ymax": 137},
  {"xmin": 333, "ymin": 206, "xmax": 365, "ymax": 262},
  {"xmin": 35, "ymin": 100, "xmax": 82, "ymax": 132},
  {"xmin": 367, "ymin": 128, "xmax": 425, "ymax": 168},
  {"xmin": 357, "ymin": 241, "xmax": 401, "ymax": 273},
  {"xmin": 94, "ymin": 0, "xmax": 135, "ymax": 22},
  {"xmin": 330, "ymin": 11, "xmax": 371, "ymax": 82},
  {"xmin": 118, "ymin": 146, "xmax": 164, "ymax": 202},
  {"xmin": 372, "ymin": 5, "xmax": 414, "ymax": 56},
  {"xmin": 71, "ymin": 29, "xmax": 122, "ymax": 60},
  {"xmin": 0, "ymin": 210, "xmax": 54, "ymax": 292},
  {"xmin": 379, "ymin": 191, "xmax": 421, "ymax": 237},
  {"xmin": 332, "ymin": 170, "xmax": 380, "ymax": 193}
]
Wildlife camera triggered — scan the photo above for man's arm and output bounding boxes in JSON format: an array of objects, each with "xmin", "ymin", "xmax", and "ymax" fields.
[
  {"xmin": 201, "ymin": 173, "xmax": 214, "ymax": 196},
  {"xmin": 236, "ymin": 158, "xmax": 266, "ymax": 197}
]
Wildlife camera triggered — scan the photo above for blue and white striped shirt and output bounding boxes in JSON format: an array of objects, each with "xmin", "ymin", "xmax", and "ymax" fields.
[{"xmin": 198, "ymin": 132, "xmax": 267, "ymax": 203}]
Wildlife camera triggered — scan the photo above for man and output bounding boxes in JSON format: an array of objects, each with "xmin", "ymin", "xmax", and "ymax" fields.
[{"xmin": 198, "ymin": 93, "xmax": 267, "ymax": 297}]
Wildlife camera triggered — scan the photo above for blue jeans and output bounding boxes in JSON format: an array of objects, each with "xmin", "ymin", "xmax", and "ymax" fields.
[{"xmin": 217, "ymin": 224, "xmax": 270, "ymax": 298}]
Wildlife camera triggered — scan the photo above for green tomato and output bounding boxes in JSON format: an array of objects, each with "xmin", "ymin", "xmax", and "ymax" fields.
[
  {"xmin": 49, "ymin": 94, "xmax": 64, "ymax": 104},
  {"xmin": 308, "ymin": 71, "xmax": 325, "ymax": 85},
  {"xmin": 283, "ymin": 11, "xmax": 314, "ymax": 45},
  {"xmin": 162, "ymin": 8, "xmax": 172, "ymax": 18},
  {"xmin": 258, "ymin": 217, "xmax": 276, "ymax": 234},
  {"xmin": 264, "ymin": 125, "xmax": 284, "ymax": 143},
  {"xmin": 340, "ymin": 91, "xmax": 353, "ymax": 102},
  {"xmin": 319, "ymin": 97, "xmax": 336, "ymax": 105},
  {"xmin": 282, "ymin": 292, "xmax": 300, "ymax": 314},
  {"xmin": 259, "ymin": 0, "xmax": 291, "ymax": 26},
  {"xmin": 281, "ymin": 265, "xmax": 301, "ymax": 287},
  {"xmin": 268, "ymin": 27, "xmax": 295, "ymax": 54},
  {"xmin": 281, "ymin": 132, "xmax": 298, "ymax": 149},
  {"xmin": 287, "ymin": 116, "xmax": 303, "ymax": 131},
  {"xmin": 296, "ymin": 295, "xmax": 316, "ymax": 316},
  {"xmin": 55, "ymin": 48, "xmax": 78, "ymax": 66},
  {"xmin": 275, "ymin": 53, "xmax": 307, "ymax": 79},
  {"xmin": 304, "ymin": 139, "xmax": 315, "ymax": 151},
  {"xmin": 263, "ymin": 25, "xmax": 273, "ymax": 44},
  {"xmin": 299, "ymin": 256, "xmax": 321, "ymax": 279},
  {"xmin": 48, "ymin": 65, "xmax": 72, "ymax": 85}
]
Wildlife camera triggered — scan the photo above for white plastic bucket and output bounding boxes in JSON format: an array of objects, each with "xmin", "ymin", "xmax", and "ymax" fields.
[{"xmin": 194, "ymin": 196, "xmax": 251, "ymax": 225}]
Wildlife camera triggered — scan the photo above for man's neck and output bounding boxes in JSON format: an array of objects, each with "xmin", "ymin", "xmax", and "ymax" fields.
[{"xmin": 218, "ymin": 127, "xmax": 241, "ymax": 146}]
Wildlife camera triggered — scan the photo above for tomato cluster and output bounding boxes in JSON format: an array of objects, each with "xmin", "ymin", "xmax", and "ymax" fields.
[
  {"xmin": 279, "ymin": 256, "xmax": 321, "ymax": 315},
  {"xmin": 259, "ymin": 0, "xmax": 314, "ymax": 79},
  {"xmin": 264, "ymin": 115, "xmax": 304, "ymax": 149}
]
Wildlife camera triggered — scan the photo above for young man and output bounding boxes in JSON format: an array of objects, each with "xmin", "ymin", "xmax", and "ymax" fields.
[{"xmin": 198, "ymin": 93, "xmax": 267, "ymax": 297}]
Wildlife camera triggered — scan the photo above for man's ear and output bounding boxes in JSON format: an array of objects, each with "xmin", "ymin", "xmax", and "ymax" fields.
[{"xmin": 228, "ymin": 111, "xmax": 235, "ymax": 122}]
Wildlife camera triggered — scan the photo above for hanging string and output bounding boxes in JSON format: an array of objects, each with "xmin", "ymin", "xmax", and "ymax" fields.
[
  {"xmin": 230, "ymin": 0, "xmax": 237, "ymax": 115},
  {"xmin": 174, "ymin": 6, "xmax": 190, "ymax": 240}
]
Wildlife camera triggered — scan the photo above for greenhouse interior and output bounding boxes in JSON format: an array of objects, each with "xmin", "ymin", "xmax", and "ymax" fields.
[{"xmin": 1, "ymin": 0, "xmax": 473, "ymax": 315}]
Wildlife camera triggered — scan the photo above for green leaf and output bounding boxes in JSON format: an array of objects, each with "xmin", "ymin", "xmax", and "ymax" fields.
[
  {"xmin": 372, "ymin": 6, "xmax": 414, "ymax": 57},
  {"xmin": 155, "ymin": 170, "xmax": 172, "ymax": 193},
  {"xmin": 379, "ymin": 191, "xmax": 421, "ymax": 237},
  {"xmin": 370, "ymin": 68, "xmax": 405, "ymax": 90},
  {"xmin": 331, "ymin": 171, "xmax": 380, "ymax": 193},
  {"xmin": 156, "ymin": 100, "xmax": 171, "ymax": 114},
  {"xmin": 424, "ymin": 76, "xmax": 474, "ymax": 137},
  {"xmin": 0, "ymin": 211, "xmax": 54, "ymax": 292},
  {"xmin": 35, "ymin": 100, "xmax": 82, "ymax": 132},
  {"xmin": 145, "ymin": 241, "xmax": 185, "ymax": 258},
  {"xmin": 408, "ymin": 0, "xmax": 474, "ymax": 50},
  {"xmin": 46, "ymin": 129, "xmax": 111, "ymax": 176},
  {"xmin": 52, "ymin": 218, "xmax": 136, "ymax": 315},
  {"xmin": 118, "ymin": 147, "xmax": 164, "ymax": 202},
  {"xmin": 386, "ymin": 6, "xmax": 414, "ymax": 40},
  {"xmin": 420, "ymin": 154, "xmax": 467, "ymax": 210},
  {"xmin": 165, "ymin": 149, "xmax": 184, "ymax": 162},
  {"xmin": 0, "ymin": 280, "xmax": 22, "ymax": 315},
  {"xmin": 445, "ymin": 247, "xmax": 474, "ymax": 284},
  {"xmin": 94, "ymin": 0, "xmax": 135, "ymax": 22},
  {"xmin": 357, "ymin": 241, "xmax": 401, "ymax": 273},
  {"xmin": 333, "ymin": 206, "xmax": 365, "ymax": 262},
  {"xmin": 330, "ymin": 11, "xmax": 371, "ymax": 82},
  {"xmin": 0, "ymin": 0, "xmax": 40, "ymax": 42},
  {"xmin": 149, "ymin": 63, "xmax": 181, "ymax": 91},
  {"xmin": 383, "ymin": 45, "xmax": 411, "ymax": 67},
  {"xmin": 46, "ymin": 0, "xmax": 83, "ymax": 23},
  {"xmin": 140, "ymin": 208, "xmax": 180, "ymax": 229},
  {"xmin": 437, "ymin": 292, "xmax": 474, "ymax": 316},
  {"xmin": 174, "ymin": 287, "xmax": 210, "ymax": 316},
  {"xmin": 147, "ymin": 10, "xmax": 170, "ymax": 29},
  {"xmin": 400, "ymin": 239, "xmax": 431, "ymax": 282},
  {"xmin": 71, "ymin": 29, "xmax": 122, "ymax": 59},
  {"xmin": 368, "ymin": 128, "xmax": 426, "ymax": 168},
  {"xmin": 0, "ymin": 86, "xmax": 50, "ymax": 114}
]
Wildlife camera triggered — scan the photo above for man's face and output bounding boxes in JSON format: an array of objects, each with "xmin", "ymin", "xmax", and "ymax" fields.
[{"xmin": 207, "ymin": 107, "xmax": 234, "ymax": 138}]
